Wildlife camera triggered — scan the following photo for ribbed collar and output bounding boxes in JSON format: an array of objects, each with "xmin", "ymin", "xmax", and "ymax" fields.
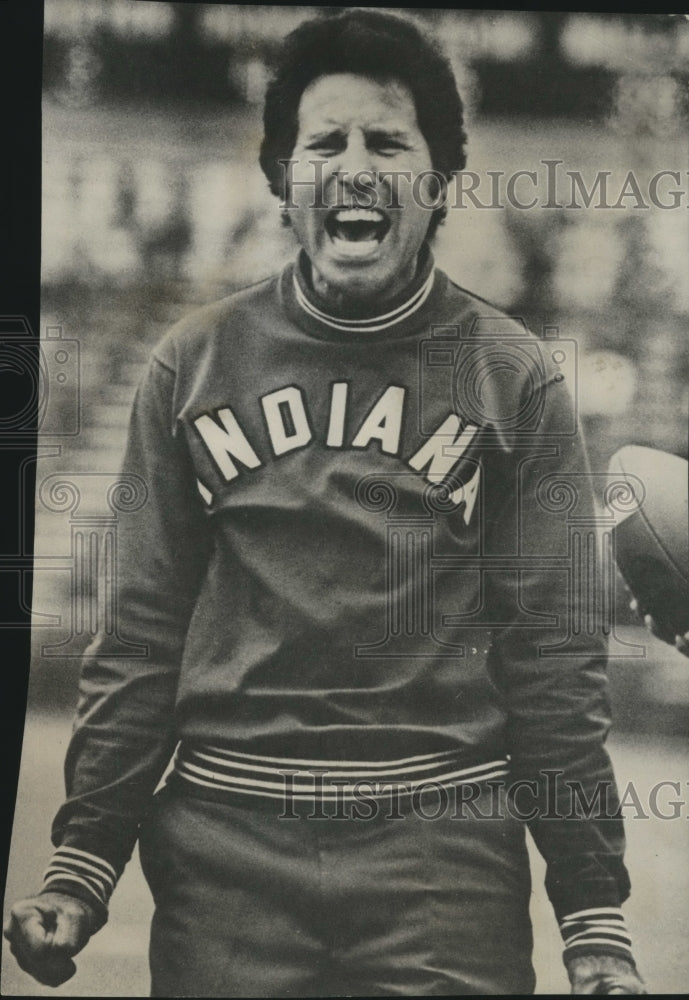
[{"xmin": 280, "ymin": 243, "xmax": 447, "ymax": 342}]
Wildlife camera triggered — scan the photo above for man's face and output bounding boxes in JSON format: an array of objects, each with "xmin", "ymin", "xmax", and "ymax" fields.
[{"xmin": 286, "ymin": 73, "xmax": 436, "ymax": 306}]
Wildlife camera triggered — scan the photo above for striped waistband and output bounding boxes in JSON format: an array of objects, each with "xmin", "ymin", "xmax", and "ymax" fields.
[{"xmin": 173, "ymin": 742, "xmax": 510, "ymax": 803}]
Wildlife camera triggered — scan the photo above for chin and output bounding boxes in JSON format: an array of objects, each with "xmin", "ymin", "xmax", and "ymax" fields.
[
  {"xmin": 314, "ymin": 242, "xmax": 418, "ymax": 302},
  {"xmin": 325, "ymin": 266, "xmax": 395, "ymax": 303}
]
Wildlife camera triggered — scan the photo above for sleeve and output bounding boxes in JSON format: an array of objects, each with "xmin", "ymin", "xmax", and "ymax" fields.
[
  {"xmin": 40, "ymin": 354, "xmax": 211, "ymax": 924},
  {"xmin": 483, "ymin": 371, "xmax": 634, "ymax": 967}
]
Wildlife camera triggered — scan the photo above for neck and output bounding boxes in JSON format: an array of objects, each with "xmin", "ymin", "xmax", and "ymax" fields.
[
  {"xmin": 308, "ymin": 256, "xmax": 420, "ymax": 313},
  {"xmin": 286, "ymin": 245, "xmax": 440, "ymax": 343}
]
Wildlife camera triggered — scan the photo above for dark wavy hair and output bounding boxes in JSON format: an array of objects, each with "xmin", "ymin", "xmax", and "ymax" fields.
[{"xmin": 259, "ymin": 9, "xmax": 468, "ymax": 240}]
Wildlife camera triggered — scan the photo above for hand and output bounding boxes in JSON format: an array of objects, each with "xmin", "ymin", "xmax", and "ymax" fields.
[
  {"xmin": 629, "ymin": 598, "xmax": 689, "ymax": 656},
  {"xmin": 567, "ymin": 952, "xmax": 646, "ymax": 994},
  {"xmin": 3, "ymin": 892, "xmax": 100, "ymax": 987}
]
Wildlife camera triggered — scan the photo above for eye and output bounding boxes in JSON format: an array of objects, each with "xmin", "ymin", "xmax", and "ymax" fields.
[
  {"xmin": 304, "ymin": 135, "xmax": 344, "ymax": 157},
  {"xmin": 371, "ymin": 138, "xmax": 410, "ymax": 158}
]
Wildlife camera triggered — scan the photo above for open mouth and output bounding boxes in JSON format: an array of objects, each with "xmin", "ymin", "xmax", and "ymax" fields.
[{"xmin": 325, "ymin": 208, "xmax": 391, "ymax": 256}]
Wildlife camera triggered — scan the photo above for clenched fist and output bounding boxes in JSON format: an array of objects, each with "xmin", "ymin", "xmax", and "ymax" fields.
[
  {"xmin": 567, "ymin": 952, "xmax": 646, "ymax": 994},
  {"xmin": 3, "ymin": 892, "xmax": 101, "ymax": 987}
]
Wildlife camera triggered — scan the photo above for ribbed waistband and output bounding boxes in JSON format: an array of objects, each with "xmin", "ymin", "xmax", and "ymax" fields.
[{"xmin": 173, "ymin": 741, "xmax": 510, "ymax": 805}]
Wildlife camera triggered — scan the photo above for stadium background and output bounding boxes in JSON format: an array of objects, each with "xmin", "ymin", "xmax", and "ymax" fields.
[{"xmin": 3, "ymin": 3, "xmax": 688, "ymax": 994}]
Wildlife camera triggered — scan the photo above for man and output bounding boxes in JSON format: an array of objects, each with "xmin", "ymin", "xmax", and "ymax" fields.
[{"xmin": 5, "ymin": 9, "xmax": 646, "ymax": 996}]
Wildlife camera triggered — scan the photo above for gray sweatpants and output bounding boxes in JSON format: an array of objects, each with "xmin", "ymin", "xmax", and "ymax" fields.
[{"xmin": 138, "ymin": 781, "xmax": 535, "ymax": 997}]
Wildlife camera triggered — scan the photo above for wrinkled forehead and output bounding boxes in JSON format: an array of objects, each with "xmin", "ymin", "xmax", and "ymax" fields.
[{"xmin": 296, "ymin": 73, "xmax": 421, "ymax": 136}]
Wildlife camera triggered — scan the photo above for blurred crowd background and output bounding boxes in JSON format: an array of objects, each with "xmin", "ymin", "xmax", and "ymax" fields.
[{"xmin": 4, "ymin": 4, "xmax": 688, "ymax": 995}]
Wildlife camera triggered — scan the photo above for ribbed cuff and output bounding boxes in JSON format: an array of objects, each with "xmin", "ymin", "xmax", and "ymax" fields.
[
  {"xmin": 560, "ymin": 906, "xmax": 633, "ymax": 963},
  {"xmin": 41, "ymin": 846, "xmax": 118, "ymax": 925}
]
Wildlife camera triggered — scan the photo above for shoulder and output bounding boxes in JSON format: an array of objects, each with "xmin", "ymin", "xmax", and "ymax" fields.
[
  {"xmin": 437, "ymin": 272, "xmax": 573, "ymax": 445},
  {"xmin": 440, "ymin": 272, "xmax": 562, "ymax": 381},
  {"xmin": 149, "ymin": 273, "xmax": 280, "ymax": 374},
  {"xmin": 442, "ymin": 274, "xmax": 537, "ymax": 340}
]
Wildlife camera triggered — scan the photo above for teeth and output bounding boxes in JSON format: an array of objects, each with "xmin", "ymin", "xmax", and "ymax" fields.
[
  {"xmin": 331, "ymin": 237, "xmax": 380, "ymax": 257},
  {"xmin": 333, "ymin": 208, "xmax": 385, "ymax": 222}
]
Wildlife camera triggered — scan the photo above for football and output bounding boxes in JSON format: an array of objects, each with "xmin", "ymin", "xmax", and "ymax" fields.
[{"xmin": 608, "ymin": 445, "xmax": 689, "ymax": 637}]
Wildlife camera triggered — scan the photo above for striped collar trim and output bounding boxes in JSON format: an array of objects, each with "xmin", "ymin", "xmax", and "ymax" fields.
[
  {"xmin": 293, "ymin": 267, "xmax": 435, "ymax": 335},
  {"xmin": 285, "ymin": 245, "xmax": 441, "ymax": 341}
]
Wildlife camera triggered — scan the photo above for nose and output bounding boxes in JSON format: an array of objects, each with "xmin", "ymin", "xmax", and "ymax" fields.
[{"xmin": 329, "ymin": 131, "xmax": 373, "ymax": 185}]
